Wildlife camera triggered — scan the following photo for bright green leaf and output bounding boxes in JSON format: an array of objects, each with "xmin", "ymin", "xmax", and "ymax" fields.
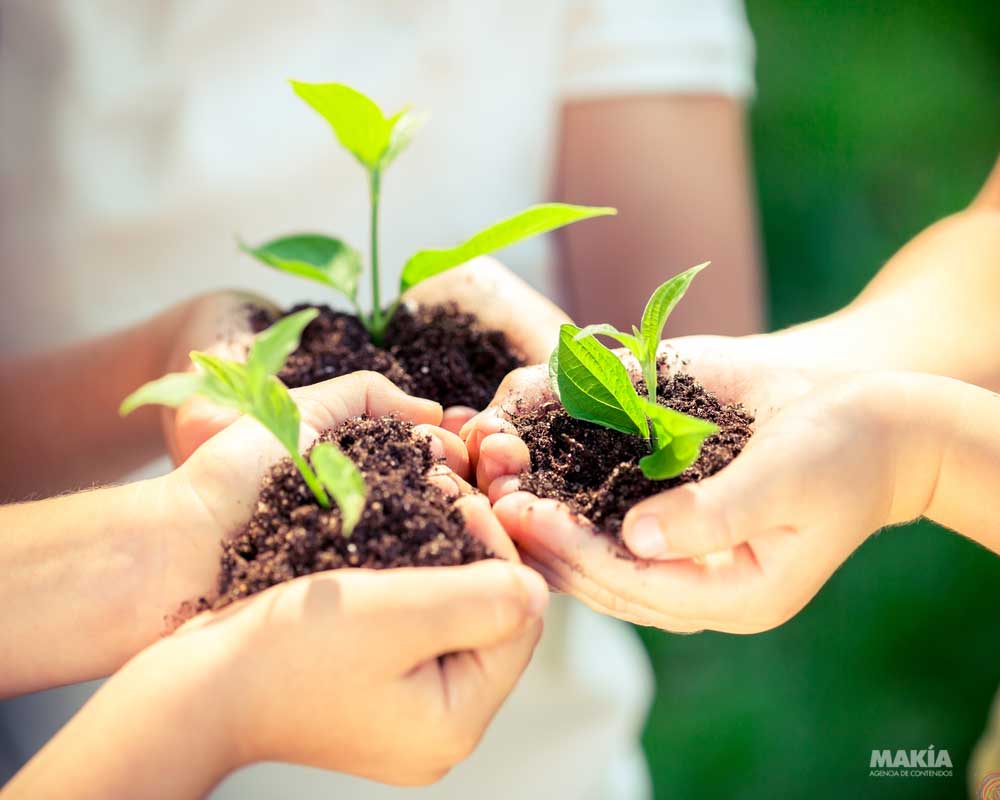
[
  {"xmin": 290, "ymin": 80, "xmax": 393, "ymax": 169},
  {"xmin": 250, "ymin": 374, "xmax": 301, "ymax": 456},
  {"xmin": 574, "ymin": 323, "xmax": 646, "ymax": 364},
  {"xmin": 119, "ymin": 372, "xmax": 209, "ymax": 416},
  {"xmin": 400, "ymin": 203, "xmax": 617, "ymax": 292},
  {"xmin": 247, "ymin": 308, "xmax": 319, "ymax": 380},
  {"xmin": 548, "ymin": 345, "xmax": 561, "ymax": 400},
  {"xmin": 240, "ymin": 234, "xmax": 362, "ymax": 302},
  {"xmin": 638, "ymin": 399, "xmax": 719, "ymax": 479},
  {"xmin": 190, "ymin": 352, "xmax": 249, "ymax": 404},
  {"xmin": 555, "ymin": 324, "xmax": 648, "ymax": 437},
  {"xmin": 639, "ymin": 263, "xmax": 710, "ymax": 358},
  {"xmin": 381, "ymin": 109, "xmax": 428, "ymax": 169},
  {"xmin": 310, "ymin": 442, "xmax": 367, "ymax": 536}
]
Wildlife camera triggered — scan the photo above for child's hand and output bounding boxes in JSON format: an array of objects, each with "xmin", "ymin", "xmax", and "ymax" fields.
[
  {"xmin": 159, "ymin": 289, "xmax": 279, "ymax": 463},
  {"xmin": 9, "ymin": 554, "xmax": 547, "ymax": 796},
  {"xmin": 402, "ymin": 257, "xmax": 572, "ymax": 434}
]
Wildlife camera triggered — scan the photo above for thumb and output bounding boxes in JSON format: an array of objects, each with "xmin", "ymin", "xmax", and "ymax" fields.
[
  {"xmin": 348, "ymin": 561, "xmax": 549, "ymax": 670},
  {"xmin": 621, "ymin": 429, "xmax": 808, "ymax": 560}
]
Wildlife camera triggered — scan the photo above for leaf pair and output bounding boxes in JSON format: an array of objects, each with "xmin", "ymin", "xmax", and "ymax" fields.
[
  {"xmin": 242, "ymin": 204, "xmax": 616, "ymax": 324},
  {"xmin": 549, "ymin": 264, "xmax": 717, "ymax": 479},
  {"xmin": 119, "ymin": 309, "xmax": 366, "ymax": 534},
  {"xmin": 241, "ymin": 80, "xmax": 617, "ymax": 338},
  {"xmin": 290, "ymin": 81, "xmax": 426, "ymax": 172}
]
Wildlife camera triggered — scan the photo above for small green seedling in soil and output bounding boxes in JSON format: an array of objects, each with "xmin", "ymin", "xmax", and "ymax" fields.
[
  {"xmin": 549, "ymin": 263, "xmax": 719, "ymax": 480},
  {"xmin": 120, "ymin": 309, "xmax": 366, "ymax": 534},
  {"xmin": 240, "ymin": 80, "xmax": 616, "ymax": 342}
]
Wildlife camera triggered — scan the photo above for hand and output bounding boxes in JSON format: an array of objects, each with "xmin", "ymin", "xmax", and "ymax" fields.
[
  {"xmin": 159, "ymin": 289, "xmax": 280, "ymax": 464},
  {"xmin": 8, "ymin": 555, "xmax": 547, "ymax": 797},
  {"xmin": 464, "ymin": 335, "xmax": 922, "ymax": 633},
  {"xmin": 152, "ymin": 371, "xmax": 487, "ymax": 631},
  {"xmin": 403, "ymin": 257, "xmax": 572, "ymax": 434}
]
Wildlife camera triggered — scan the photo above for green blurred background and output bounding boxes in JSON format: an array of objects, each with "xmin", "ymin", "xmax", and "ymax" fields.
[{"xmin": 638, "ymin": 2, "xmax": 1000, "ymax": 798}]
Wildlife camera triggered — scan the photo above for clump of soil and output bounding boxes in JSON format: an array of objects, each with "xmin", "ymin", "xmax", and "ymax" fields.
[
  {"xmin": 512, "ymin": 371, "xmax": 754, "ymax": 540},
  {"xmin": 250, "ymin": 302, "xmax": 524, "ymax": 409},
  {"xmin": 210, "ymin": 416, "xmax": 490, "ymax": 609}
]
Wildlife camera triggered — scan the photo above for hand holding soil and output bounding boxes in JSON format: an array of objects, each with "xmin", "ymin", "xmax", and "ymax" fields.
[{"xmin": 11, "ymin": 557, "xmax": 546, "ymax": 796}]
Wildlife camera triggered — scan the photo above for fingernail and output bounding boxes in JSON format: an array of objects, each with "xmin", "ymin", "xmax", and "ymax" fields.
[
  {"xmin": 514, "ymin": 566, "xmax": 550, "ymax": 618},
  {"xmin": 627, "ymin": 516, "xmax": 667, "ymax": 559}
]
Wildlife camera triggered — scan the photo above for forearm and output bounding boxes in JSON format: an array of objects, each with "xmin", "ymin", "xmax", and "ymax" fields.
[
  {"xmin": 2, "ymin": 636, "xmax": 233, "ymax": 799},
  {"xmin": 771, "ymin": 164, "xmax": 1000, "ymax": 390},
  {"xmin": 0, "ymin": 300, "xmax": 195, "ymax": 500},
  {"xmin": 0, "ymin": 478, "xmax": 215, "ymax": 696},
  {"xmin": 886, "ymin": 373, "xmax": 1000, "ymax": 553},
  {"xmin": 555, "ymin": 96, "xmax": 764, "ymax": 335}
]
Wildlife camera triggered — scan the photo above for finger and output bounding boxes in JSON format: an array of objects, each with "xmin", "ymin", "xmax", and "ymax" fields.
[
  {"xmin": 455, "ymin": 494, "xmax": 520, "ymax": 562},
  {"xmin": 415, "ymin": 424, "xmax": 471, "ymax": 479},
  {"xmin": 427, "ymin": 465, "xmax": 476, "ymax": 498},
  {"xmin": 621, "ymin": 425, "xmax": 810, "ymax": 560},
  {"xmin": 168, "ymin": 398, "xmax": 241, "ymax": 464},
  {"xmin": 488, "ymin": 475, "xmax": 521, "ymax": 504},
  {"xmin": 339, "ymin": 561, "xmax": 549, "ymax": 669},
  {"xmin": 293, "ymin": 371, "xmax": 443, "ymax": 434},
  {"xmin": 476, "ymin": 433, "xmax": 530, "ymax": 494},
  {"xmin": 442, "ymin": 406, "xmax": 478, "ymax": 436},
  {"xmin": 434, "ymin": 616, "xmax": 543, "ymax": 741},
  {"xmin": 498, "ymin": 493, "xmax": 768, "ymax": 632},
  {"xmin": 460, "ymin": 408, "xmax": 516, "ymax": 464}
]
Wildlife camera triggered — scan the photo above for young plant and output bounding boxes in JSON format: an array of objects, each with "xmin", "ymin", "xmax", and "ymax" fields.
[
  {"xmin": 240, "ymin": 80, "xmax": 616, "ymax": 342},
  {"xmin": 549, "ymin": 263, "xmax": 719, "ymax": 479},
  {"xmin": 119, "ymin": 309, "xmax": 366, "ymax": 535}
]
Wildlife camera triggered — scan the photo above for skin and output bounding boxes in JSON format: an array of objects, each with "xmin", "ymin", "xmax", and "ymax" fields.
[
  {"xmin": 1, "ymin": 372, "xmax": 547, "ymax": 796},
  {"xmin": 555, "ymin": 96, "xmax": 764, "ymax": 336},
  {"xmin": 0, "ymin": 371, "xmax": 538, "ymax": 695},
  {"xmin": 465, "ymin": 156, "xmax": 1000, "ymax": 634}
]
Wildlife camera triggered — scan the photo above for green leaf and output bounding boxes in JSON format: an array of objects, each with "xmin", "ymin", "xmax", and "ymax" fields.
[
  {"xmin": 381, "ymin": 109, "xmax": 428, "ymax": 168},
  {"xmin": 189, "ymin": 352, "xmax": 250, "ymax": 406},
  {"xmin": 119, "ymin": 372, "xmax": 210, "ymax": 416},
  {"xmin": 310, "ymin": 442, "xmax": 367, "ymax": 536},
  {"xmin": 249, "ymin": 375, "xmax": 302, "ymax": 456},
  {"xmin": 400, "ymin": 203, "xmax": 617, "ymax": 292},
  {"xmin": 639, "ymin": 263, "xmax": 709, "ymax": 358},
  {"xmin": 290, "ymin": 81, "xmax": 394, "ymax": 170},
  {"xmin": 240, "ymin": 234, "xmax": 362, "ymax": 303},
  {"xmin": 548, "ymin": 345, "xmax": 561, "ymax": 399},
  {"xmin": 554, "ymin": 324, "xmax": 648, "ymax": 437},
  {"xmin": 247, "ymin": 308, "xmax": 319, "ymax": 379},
  {"xmin": 574, "ymin": 323, "xmax": 646, "ymax": 364},
  {"xmin": 639, "ymin": 399, "xmax": 719, "ymax": 480}
]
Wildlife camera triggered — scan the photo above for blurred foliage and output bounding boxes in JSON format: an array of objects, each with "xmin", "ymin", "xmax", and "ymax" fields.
[{"xmin": 639, "ymin": 2, "xmax": 1000, "ymax": 798}]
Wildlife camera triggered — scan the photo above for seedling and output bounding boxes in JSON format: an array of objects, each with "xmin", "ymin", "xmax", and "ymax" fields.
[
  {"xmin": 240, "ymin": 80, "xmax": 616, "ymax": 342},
  {"xmin": 549, "ymin": 263, "xmax": 719, "ymax": 479},
  {"xmin": 120, "ymin": 309, "xmax": 366, "ymax": 534}
]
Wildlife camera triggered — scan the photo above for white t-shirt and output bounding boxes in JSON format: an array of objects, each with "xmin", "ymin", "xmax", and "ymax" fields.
[{"xmin": 0, "ymin": 2, "xmax": 754, "ymax": 797}]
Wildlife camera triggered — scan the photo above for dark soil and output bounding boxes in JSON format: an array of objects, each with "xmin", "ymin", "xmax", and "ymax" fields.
[
  {"xmin": 250, "ymin": 302, "xmax": 525, "ymax": 409},
  {"xmin": 512, "ymin": 371, "xmax": 754, "ymax": 541},
  {"xmin": 209, "ymin": 416, "xmax": 491, "ymax": 609}
]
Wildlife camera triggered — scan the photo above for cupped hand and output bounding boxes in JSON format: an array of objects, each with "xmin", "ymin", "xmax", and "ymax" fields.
[
  {"xmin": 404, "ymin": 257, "xmax": 572, "ymax": 434},
  {"xmin": 464, "ymin": 335, "xmax": 918, "ymax": 633},
  {"xmin": 160, "ymin": 289, "xmax": 280, "ymax": 463},
  {"xmin": 153, "ymin": 371, "xmax": 486, "ymax": 623}
]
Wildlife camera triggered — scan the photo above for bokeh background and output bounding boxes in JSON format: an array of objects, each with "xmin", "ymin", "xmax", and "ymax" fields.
[{"xmin": 637, "ymin": 2, "xmax": 1000, "ymax": 798}]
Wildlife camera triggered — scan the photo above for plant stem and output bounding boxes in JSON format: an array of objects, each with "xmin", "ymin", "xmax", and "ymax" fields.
[
  {"xmin": 292, "ymin": 452, "xmax": 331, "ymax": 509},
  {"xmin": 368, "ymin": 167, "xmax": 383, "ymax": 338},
  {"xmin": 644, "ymin": 358, "xmax": 659, "ymax": 451}
]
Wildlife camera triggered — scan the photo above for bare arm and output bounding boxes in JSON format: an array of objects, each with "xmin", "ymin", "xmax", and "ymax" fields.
[
  {"xmin": 771, "ymin": 156, "xmax": 1000, "ymax": 390},
  {"xmin": 554, "ymin": 95, "xmax": 764, "ymax": 335}
]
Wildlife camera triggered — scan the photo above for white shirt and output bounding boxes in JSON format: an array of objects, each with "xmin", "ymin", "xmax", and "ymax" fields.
[{"xmin": 0, "ymin": 2, "xmax": 754, "ymax": 797}]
